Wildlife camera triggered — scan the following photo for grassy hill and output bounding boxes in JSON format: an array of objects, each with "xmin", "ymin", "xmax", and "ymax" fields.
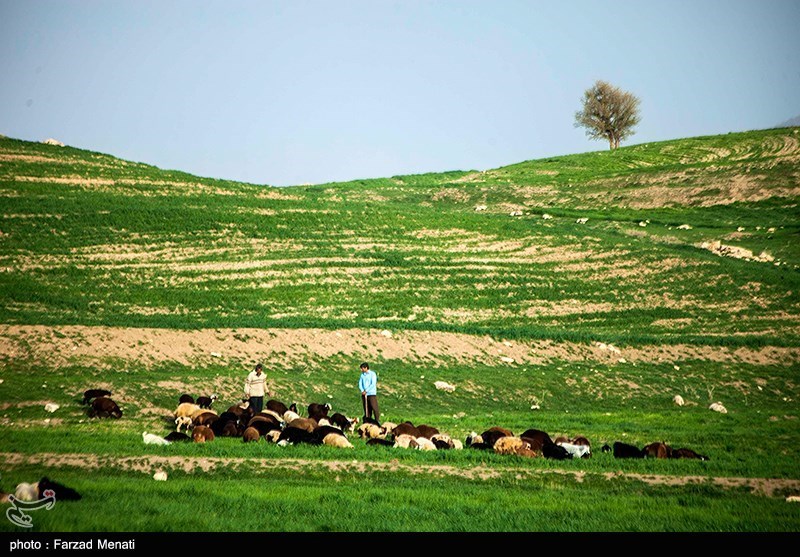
[{"xmin": 0, "ymin": 127, "xmax": 799, "ymax": 532}]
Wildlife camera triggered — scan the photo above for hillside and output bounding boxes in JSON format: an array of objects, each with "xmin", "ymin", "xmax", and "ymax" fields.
[{"xmin": 0, "ymin": 128, "xmax": 799, "ymax": 532}]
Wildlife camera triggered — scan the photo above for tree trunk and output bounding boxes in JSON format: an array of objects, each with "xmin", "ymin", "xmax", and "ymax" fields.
[{"xmin": 608, "ymin": 135, "xmax": 615, "ymax": 150}]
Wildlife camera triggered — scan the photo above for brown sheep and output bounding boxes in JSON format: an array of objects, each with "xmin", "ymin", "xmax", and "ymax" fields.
[
  {"xmin": 494, "ymin": 436, "xmax": 530, "ymax": 455},
  {"xmin": 192, "ymin": 425, "xmax": 215, "ymax": 443},
  {"xmin": 288, "ymin": 417, "xmax": 318, "ymax": 433},
  {"xmin": 242, "ymin": 427, "xmax": 260, "ymax": 443},
  {"xmin": 643, "ymin": 442, "xmax": 672, "ymax": 459},
  {"xmin": 88, "ymin": 397, "xmax": 122, "ymax": 419},
  {"xmin": 192, "ymin": 411, "xmax": 219, "ymax": 427},
  {"xmin": 393, "ymin": 422, "xmax": 421, "ymax": 438},
  {"xmin": 417, "ymin": 424, "xmax": 440, "ymax": 440},
  {"xmin": 322, "ymin": 433, "xmax": 354, "ymax": 448}
]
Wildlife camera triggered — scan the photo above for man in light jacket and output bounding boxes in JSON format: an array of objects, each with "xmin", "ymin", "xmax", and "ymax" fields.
[
  {"xmin": 244, "ymin": 363, "xmax": 269, "ymax": 414},
  {"xmin": 358, "ymin": 362, "xmax": 379, "ymax": 423}
]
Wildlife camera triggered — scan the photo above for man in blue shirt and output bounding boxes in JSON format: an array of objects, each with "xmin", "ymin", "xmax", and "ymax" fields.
[{"xmin": 358, "ymin": 362, "xmax": 380, "ymax": 423}]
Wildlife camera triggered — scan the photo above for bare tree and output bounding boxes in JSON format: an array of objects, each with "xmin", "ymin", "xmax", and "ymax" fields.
[{"xmin": 574, "ymin": 80, "xmax": 641, "ymax": 150}]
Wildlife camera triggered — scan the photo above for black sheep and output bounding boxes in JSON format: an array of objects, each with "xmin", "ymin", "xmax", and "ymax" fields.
[
  {"xmin": 81, "ymin": 389, "xmax": 112, "ymax": 405},
  {"xmin": 88, "ymin": 397, "xmax": 122, "ymax": 419},
  {"xmin": 612, "ymin": 441, "xmax": 644, "ymax": 459},
  {"xmin": 278, "ymin": 426, "xmax": 321, "ymax": 445},
  {"xmin": 542, "ymin": 441, "xmax": 572, "ymax": 460},
  {"xmin": 307, "ymin": 402, "xmax": 331, "ymax": 422},
  {"xmin": 37, "ymin": 477, "xmax": 81, "ymax": 501},
  {"xmin": 164, "ymin": 431, "xmax": 192, "ymax": 442},
  {"xmin": 196, "ymin": 394, "xmax": 218, "ymax": 409},
  {"xmin": 178, "ymin": 394, "xmax": 195, "ymax": 404}
]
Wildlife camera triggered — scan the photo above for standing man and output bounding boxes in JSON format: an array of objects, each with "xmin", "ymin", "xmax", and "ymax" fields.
[
  {"xmin": 358, "ymin": 362, "xmax": 380, "ymax": 423},
  {"xmin": 244, "ymin": 363, "xmax": 269, "ymax": 414}
]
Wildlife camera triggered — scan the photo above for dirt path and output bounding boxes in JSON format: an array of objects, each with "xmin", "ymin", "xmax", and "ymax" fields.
[
  {"xmin": 1, "ymin": 451, "xmax": 798, "ymax": 498},
  {"xmin": 1, "ymin": 325, "xmax": 798, "ymax": 369}
]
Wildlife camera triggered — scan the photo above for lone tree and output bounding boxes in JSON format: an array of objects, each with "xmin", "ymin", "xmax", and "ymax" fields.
[{"xmin": 574, "ymin": 80, "xmax": 641, "ymax": 150}]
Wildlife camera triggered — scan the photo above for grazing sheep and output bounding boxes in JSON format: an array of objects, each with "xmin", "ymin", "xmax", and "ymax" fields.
[
  {"xmin": 417, "ymin": 424, "xmax": 440, "ymax": 440},
  {"xmin": 14, "ymin": 483, "xmax": 39, "ymax": 502},
  {"xmin": 164, "ymin": 431, "xmax": 191, "ymax": 442},
  {"xmin": 227, "ymin": 403, "xmax": 254, "ymax": 423},
  {"xmin": 196, "ymin": 394, "xmax": 218, "ymax": 409},
  {"xmin": 329, "ymin": 412, "xmax": 359, "ymax": 432},
  {"xmin": 494, "ymin": 436, "xmax": 529, "ymax": 455},
  {"xmin": 179, "ymin": 394, "xmax": 194, "ymax": 404},
  {"xmin": 266, "ymin": 399, "xmax": 297, "ymax": 416},
  {"xmin": 323, "ymin": 433, "xmax": 354, "ymax": 448},
  {"xmin": 380, "ymin": 421, "xmax": 397, "ymax": 433},
  {"xmin": 278, "ymin": 426, "xmax": 321, "ymax": 445},
  {"xmin": 36, "ymin": 477, "xmax": 81, "ymax": 501},
  {"xmin": 307, "ymin": 402, "xmax": 332, "ymax": 421},
  {"xmin": 478, "ymin": 428, "xmax": 512, "ymax": 448},
  {"xmin": 81, "ymin": 388, "xmax": 112, "ymax": 405},
  {"xmin": 415, "ymin": 437, "xmax": 437, "ymax": 451},
  {"xmin": 258, "ymin": 409, "xmax": 285, "ymax": 425},
  {"xmin": 451, "ymin": 439, "xmax": 464, "ymax": 450},
  {"xmin": 515, "ymin": 447, "xmax": 539, "ymax": 459},
  {"xmin": 393, "ymin": 422, "xmax": 422, "ymax": 438},
  {"xmin": 192, "ymin": 425, "xmax": 215, "ymax": 443},
  {"xmin": 643, "ymin": 442, "xmax": 672, "ymax": 459},
  {"xmin": 142, "ymin": 432, "xmax": 171, "ymax": 446},
  {"xmin": 430, "ymin": 433, "xmax": 454, "ymax": 449},
  {"xmin": 175, "ymin": 416, "xmax": 193, "ymax": 432},
  {"xmin": 88, "ymin": 397, "xmax": 122, "ymax": 419},
  {"xmin": 557, "ymin": 441, "xmax": 591, "ymax": 459},
  {"xmin": 393, "ymin": 434, "xmax": 419, "ymax": 449},
  {"xmin": 612, "ymin": 442, "xmax": 644, "ymax": 459},
  {"xmin": 242, "ymin": 427, "xmax": 261, "ymax": 443},
  {"xmin": 283, "ymin": 410, "xmax": 301, "ymax": 423},
  {"xmin": 358, "ymin": 423, "xmax": 384, "ymax": 440},
  {"xmin": 246, "ymin": 416, "xmax": 281, "ymax": 436},
  {"xmin": 571, "ymin": 436, "xmax": 591, "ymax": 447},
  {"xmin": 175, "ymin": 402, "xmax": 201, "ymax": 419},
  {"xmin": 465, "ymin": 431, "xmax": 483, "ymax": 446},
  {"xmin": 519, "ymin": 429, "xmax": 553, "ymax": 452},
  {"xmin": 220, "ymin": 421, "xmax": 240, "ymax": 437},
  {"xmin": 672, "ymin": 447, "xmax": 709, "ymax": 461},
  {"xmin": 542, "ymin": 441, "xmax": 572, "ymax": 460},
  {"xmin": 264, "ymin": 429, "xmax": 282, "ymax": 443},
  {"xmin": 192, "ymin": 411, "xmax": 220, "ymax": 427},
  {"xmin": 366, "ymin": 438, "xmax": 395, "ymax": 447},
  {"xmin": 288, "ymin": 417, "xmax": 318, "ymax": 433},
  {"xmin": 315, "ymin": 425, "xmax": 347, "ymax": 441}
]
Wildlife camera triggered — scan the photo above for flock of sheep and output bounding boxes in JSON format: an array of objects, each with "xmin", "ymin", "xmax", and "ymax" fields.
[{"xmin": 82, "ymin": 389, "xmax": 709, "ymax": 461}]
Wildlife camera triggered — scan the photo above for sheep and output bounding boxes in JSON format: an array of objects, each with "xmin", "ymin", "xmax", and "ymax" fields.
[
  {"xmin": 557, "ymin": 442, "xmax": 591, "ymax": 459},
  {"xmin": 494, "ymin": 436, "xmax": 530, "ymax": 455},
  {"xmin": 175, "ymin": 416, "xmax": 193, "ymax": 432},
  {"xmin": 672, "ymin": 447, "xmax": 709, "ymax": 461},
  {"xmin": 612, "ymin": 442, "xmax": 644, "ymax": 459},
  {"xmin": 178, "ymin": 394, "xmax": 194, "ymax": 404},
  {"xmin": 256, "ymin": 409, "xmax": 285, "ymax": 426},
  {"xmin": 88, "ymin": 397, "xmax": 122, "ymax": 419},
  {"xmin": 264, "ymin": 429, "xmax": 282, "ymax": 443},
  {"xmin": 288, "ymin": 417, "xmax": 318, "ymax": 433},
  {"xmin": 326, "ymin": 412, "xmax": 356, "ymax": 430},
  {"xmin": 246, "ymin": 416, "xmax": 282, "ymax": 436},
  {"xmin": 142, "ymin": 432, "xmax": 171, "ymax": 446},
  {"xmin": 192, "ymin": 425, "xmax": 215, "ymax": 443},
  {"xmin": 36, "ymin": 477, "xmax": 81, "ymax": 501},
  {"xmin": 323, "ymin": 433, "xmax": 354, "ymax": 448},
  {"xmin": 267, "ymin": 399, "xmax": 297, "ymax": 416},
  {"xmin": 191, "ymin": 407, "xmax": 217, "ymax": 421},
  {"xmin": 278, "ymin": 426, "xmax": 321, "ymax": 445},
  {"xmin": 192, "ymin": 411, "xmax": 220, "ymax": 427},
  {"xmin": 283, "ymin": 410, "xmax": 301, "ymax": 423},
  {"xmin": 227, "ymin": 403, "xmax": 254, "ymax": 423},
  {"xmin": 358, "ymin": 423, "xmax": 384, "ymax": 440},
  {"xmin": 14, "ymin": 482, "xmax": 39, "ymax": 502},
  {"xmin": 164, "ymin": 431, "xmax": 191, "ymax": 442},
  {"xmin": 431, "ymin": 433, "xmax": 454, "ymax": 449},
  {"xmin": 478, "ymin": 427, "xmax": 512, "ymax": 448},
  {"xmin": 315, "ymin": 425, "xmax": 347, "ymax": 442},
  {"xmin": 242, "ymin": 427, "xmax": 261, "ymax": 443},
  {"xmin": 542, "ymin": 441, "xmax": 572, "ymax": 460},
  {"xmin": 520, "ymin": 429, "xmax": 553, "ymax": 452},
  {"xmin": 417, "ymin": 424, "xmax": 440, "ymax": 440},
  {"xmin": 643, "ymin": 442, "xmax": 673, "ymax": 459},
  {"xmin": 81, "ymin": 388, "xmax": 112, "ymax": 405},
  {"xmin": 415, "ymin": 437, "xmax": 437, "ymax": 451},
  {"xmin": 393, "ymin": 434, "xmax": 419, "ymax": 449},
  {"xmin": 175, "ymin": 402, "xmax": 201, "ymax": 419},
  {"xmin": 196, "ymin": 394, "xmax": 218, "ymax": 409},
  {"xmin": 307, "ymin": 402, "xmax": 332, "ymax": 422},
  {"xmin": 366, "ymin": 438, "xmax": 395, "ymax": 447},
  {"xmin": 380, "ymin": 421, "xmax": 397, "ymax": 433},
  {"xmin": 393, "ymin": 422, "xmax": 421, "ymax": 438}
]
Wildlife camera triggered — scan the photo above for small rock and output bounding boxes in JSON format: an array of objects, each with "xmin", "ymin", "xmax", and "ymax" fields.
[
  {"xmin": 677, "ymin": 224, "xmax": 692, "ymax": 230},
  {"xmin": 785, "ymin": 495, "xmax": 800, "ymax": 503},
  {"xmin": 474, "ymin": 205, "xmax": 487, "ymax": 212},
  {"xmin": 709, "ymin": 402, "xmax": 728, "ymax": 414},
  {"xmin": 210, "ymin": 352, "xmax": 222, "ymax": 358},
  {"xmin": 673, "ymin": 395, "xmax": 685, "ymax": 407},
  {"xmin": 44, "ymin": 403, "xmax": 59, "ymax": 413},
  {"xmin": 153, "ymin": 471, "xmax": 168, "ymax": 481},
  {"xmin": 380, "ymin": 330, "xmax": 392, "ymax": 338},
  {"xmin": 576, "ymin": 217, "xmax": 588, "ymax": 224},
  {"xmin": 542, "ymin": 214, "xmax": 552, "ymax": 220},
  {"xmin": 434, "ymin": 381, "xmax": 456, "ymax": 393},
  {"xmin": 42, "ymin": 138, "xmax": 65, "ymax": 147},
  {"xmin": 500, "ymin": 356, "xmax": 514, "ymax": 363}
]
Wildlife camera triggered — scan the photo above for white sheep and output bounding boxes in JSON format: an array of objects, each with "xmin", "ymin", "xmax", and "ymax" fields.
[
  {"xmin": 283, "ymin": 410, "xmax": 301, "ymax": 423},
  {"xmin": 557, "ymin": 441, "xmax": 591, "ymax": 459},
  {"xmin": 393, "ymin": 434, "xmax": 419, "ymax": 449},
  {"xmin": 143, "ymin": 432, "xmax": 171, "ymax": 446},
  {"xmin": 323, "ymin": 433, "xmax": 354, "ymax": 448},
  {"xmin": 415, "ymin": 437, "xmax": 437, "ymax": 451},
  {"xmin": 14, "ymin": 482, "xmax": 39, "ymax": 502},
  {"xmin": 174, "ymin": 416, "xmax": 192, "ymax": 432},
  {"xmin": 174, "ymin": 402, "xmax": 200, "ymax": 419}
]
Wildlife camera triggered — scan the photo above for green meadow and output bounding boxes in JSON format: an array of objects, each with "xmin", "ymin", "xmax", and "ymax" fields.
[{"xmin": 0, "ymin": 127, "xmax": 798, "ymax": 532}]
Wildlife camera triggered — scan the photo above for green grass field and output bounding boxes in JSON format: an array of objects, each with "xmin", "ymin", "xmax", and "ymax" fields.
[{"xmin": 0, "ymin": 127, "xmax": 798, "ymax": 532}]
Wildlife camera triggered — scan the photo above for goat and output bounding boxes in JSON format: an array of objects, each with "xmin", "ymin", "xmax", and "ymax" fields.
[
  {"xmin": 542, "ymin": 441, "xmax": 572, "ymax": 460},
  {"xmin": 557, "ymin": 442, "xmax": 591, "ymax": 459},
  {"xmin": 192, "ymin": 411, "xmax": 219, "ymax": 427},
  {"xmin": 246, "ymin": 416, "xmax": 281, "ymax": 436},
  {"xmin": 88, "ymin": 397, "xmax": 122, "ymax": 419},
  {"xmin": 366, "ymin": 438, "xmax": 395, "ymax": 447},
  {"xmin": 266, "ymin": 399, "xmax": 296, "ymax": 416},
  {"xmin": 519, "ymin": 429, "xmax": 553, "ymax": 452},
  {"xmin": 328, "ymin": 412, "xmax": 359, "ymax": 432},
  {"xmin": 417, "ymin": 424, "xmax": 440, "ymax": 440},
  {"xmin": 81, "ymin": 388, "xmax": 112, "ymax": 405},
  {"xmin": 278, "ymin": 426, "xmax": 321, "ymax": 445},
  {"xmin": 164, "ymin": 431, "xmax": 191, "ymax": 442},
  {"xmin": 178, "ymin": 394, "xmax": 194, "ymax": 404},
  {"xmin": 393, "ymin": 422, "xmax": 421, "ymax": 438}
]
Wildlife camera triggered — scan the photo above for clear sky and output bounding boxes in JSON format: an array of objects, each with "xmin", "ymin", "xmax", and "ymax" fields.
[{"xmin": 1, "ymin": 0, "xmax": 798, "ymax": 186}]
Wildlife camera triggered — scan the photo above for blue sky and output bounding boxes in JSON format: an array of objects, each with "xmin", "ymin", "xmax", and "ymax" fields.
[{"xmin": 1, "ymin": 0, "xmax": 798, "ymax": 186}]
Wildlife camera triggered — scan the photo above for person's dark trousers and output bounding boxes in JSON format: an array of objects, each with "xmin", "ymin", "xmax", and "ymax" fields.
[
  {"xmin": 249, "ymin": 396, "xmax": 264, "ymax": 414},
  {"xmin": 363, "ymin": 394, "xmax": 380, "ymax": 422}
]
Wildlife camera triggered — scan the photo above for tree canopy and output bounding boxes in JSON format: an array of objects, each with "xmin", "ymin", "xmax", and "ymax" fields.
[{"xmin": 574, "ymin": 80, "xmax": 641, "ymax": 150}]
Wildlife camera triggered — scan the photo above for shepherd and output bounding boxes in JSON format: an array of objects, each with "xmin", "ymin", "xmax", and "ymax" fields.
[{"xmin": 358, "ymin": 362, "xmax": 380, "ymax": 424}]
